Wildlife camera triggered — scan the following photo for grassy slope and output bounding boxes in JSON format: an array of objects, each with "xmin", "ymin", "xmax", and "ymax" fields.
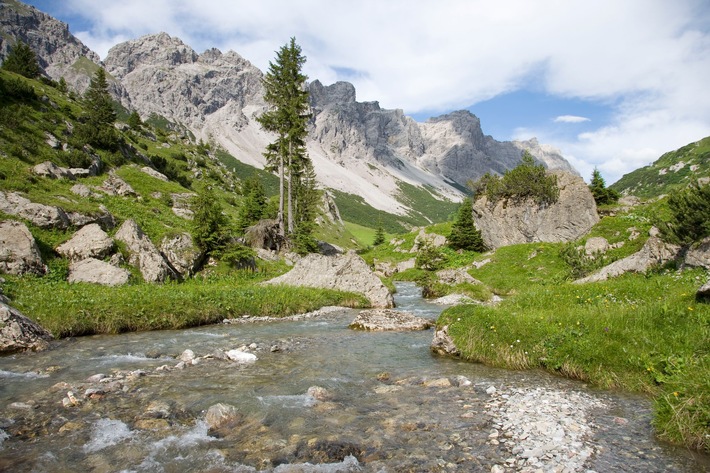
[{"xmin": 611, "ymin": 136, "xmax": 710, "ymax": 199}]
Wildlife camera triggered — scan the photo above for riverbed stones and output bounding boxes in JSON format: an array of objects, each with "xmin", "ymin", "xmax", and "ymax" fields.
[
  {"xmin": 349, "ymin": 309, "xmax": 432, "ymax": 331},
  {"xmin": 0, "ymin": 220, "xmax": 46, "ymax": 276},
  {"xmin": 205, "ymin": 403, "xmax": 243, "ymax": 433},
  {"xmin": 0, "ymin": 299, "xmax": 53, "ymax": 353},
  {"xmin": 265, "ymin": 250, "xmax": 394, "ymax": 308},
  {"xmin": 226, "ymin": 349, "xmax": 258, "ymax": 363}
]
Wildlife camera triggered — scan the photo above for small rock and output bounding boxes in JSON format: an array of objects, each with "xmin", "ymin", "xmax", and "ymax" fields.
[
  {"xmin": 225, "ymin": 349, "xmax": 257, "ymax": 363},
  {"xmin": 486, "ymin": 386, "xmax": 497, "ymax": 395}
]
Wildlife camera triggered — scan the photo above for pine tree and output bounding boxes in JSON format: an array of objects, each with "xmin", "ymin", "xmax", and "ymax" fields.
[
  {"xmin": 2, "ymin": 41, "xmax": 40, "ymax": 78},
  {"xmin": 373, "ymin": 225, "xmax": 386, "ymax": 246},
  {"xmin": 589, "ymin": 168, "xmax": 620, "ymax": 205},
  {"xmin": 448, "ymin": 198, "xmax": 486, "ymax": 252},
  {"xmin": 76, "ymin": 68, "xmax": 119, "ymax": 149},
  {"xmin": 127, "ymin": 110, "xmax": 142, "ymax": 130},
  {"xmin": 236, "ymin": 175, "xmax": 267, "ymax": 234},
  {"xmin": 257, "ymin": 37, "xmax": 311, "ymax": 237},
  {"xmin": 191, "ymin": 187, "xmax": 228, "ymax": 255},
  {"xmin": 660, "ymin": 182, "xmax": 710, "ymax": 245}
]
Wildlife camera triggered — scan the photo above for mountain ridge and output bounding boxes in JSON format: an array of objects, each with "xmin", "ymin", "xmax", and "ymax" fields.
[{"xmin": 1, "ymin": 0, "xmax": 576, "ymax": 217}]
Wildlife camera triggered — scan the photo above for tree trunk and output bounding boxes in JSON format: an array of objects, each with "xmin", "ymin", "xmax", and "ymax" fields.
[
  {"xmin": 278, "ymin": 152, "xmax": 285, "ymax": 237},
  {"xmin": 287, "ymin": 140, "xmax": 294, "ymax": 234}
]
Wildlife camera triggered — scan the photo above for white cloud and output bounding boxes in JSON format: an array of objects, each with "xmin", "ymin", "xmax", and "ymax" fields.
[
  {"xmin": 554, "ymin": 115, "xmax": 590, "ymax": 124},
  {"xmin": 54, "ymin": 0, "xmax": 710, "ymax": 185}
]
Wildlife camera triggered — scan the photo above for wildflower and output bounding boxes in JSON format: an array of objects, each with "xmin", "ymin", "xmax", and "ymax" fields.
[
  {"xmin": 688, "ymin": 307, "xmax": 694, "ymax": 311},
  {"xmin": 673, "ymin": 392, "xmax": 679, "ymax": 397},
  {"xmin": 516, "ymin": 339, "xmax": 521, "ymax": 343},
  {"xmin": 603, "ymin": 327, "xmax": 609, "ymax": 332}
]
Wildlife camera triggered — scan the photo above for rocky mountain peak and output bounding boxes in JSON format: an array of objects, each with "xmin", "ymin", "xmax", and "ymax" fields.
[
  {"xmin": 309, "ymin": 80, "xmax": 357, "ymax": 108},
  {"xmin": 104, "ymin": 32, "xmax": 198, "ymax": 78}
]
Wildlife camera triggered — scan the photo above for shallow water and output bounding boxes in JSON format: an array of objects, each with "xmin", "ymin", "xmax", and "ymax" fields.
[{"xmin": 0, "ymin": 282, "xmax": 707, "ymax": 472}]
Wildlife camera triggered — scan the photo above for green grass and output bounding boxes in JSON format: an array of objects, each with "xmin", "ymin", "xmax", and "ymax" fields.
[
  {"xmin": 439, "ymin": 265, "xmax": 709, "ymax": 452},
  {"xmin": 3, "ymin": 272, "xmax": 368, "ymax": 337}
]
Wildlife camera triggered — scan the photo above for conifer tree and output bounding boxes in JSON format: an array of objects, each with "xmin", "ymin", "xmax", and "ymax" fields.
[
  {"xmin": 236, "ymin": 175, "xmax": 267, "ymax": 234},
  {"xmin": 373, "ymin": 225, "xmax": 386, "ymax": 246},
  {"xmin": 257, "ymin": 37, "xmax": 311, "ymax": 237},
  {"xmin": 660, "ymin": 182, "xmax": 710, "ymax": 245},
  {"xmin": 2, "ymin": 41, "xmax": 40, "ymax": 78},
  {"xmin": 77, "ymin": 67, "xmax": 119, "ymax": 149},
  {"xmin": 589, "ymin": 168, "xmax": 620, "ymax": 205},
  {"xmin": 448, "ymin": 198, "xmax": 486, "ymax": 252}
]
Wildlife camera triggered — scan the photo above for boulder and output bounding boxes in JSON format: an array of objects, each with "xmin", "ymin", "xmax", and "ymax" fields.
[
  {"xmin": 685, "ymin": 236, "xmax": 710, "ymax": 269},
  {"xmin": 32, "ymin": 161, "xmax": 75, "ymax": 180},
  {"xmin": 99, "ymin": 173, "xmax": 136, "ymax": 197},
  {"xmin": 140, "ymin": 166, "xmax": 169, "ymax": 181},
  {"xmin": 56, "ymin": 224, "xmax": 114, "ymax": 261},
  {"xmin": 0, "ymin": 300, "xmax": 53, "ymax": 353},
  {"xmin": 575, "ymin": 236, "xmax": 681, "ymax": 284},
  {"xmin": 472, "ymin": 171, "xmax": 599, "ymax": 249},
  {"xmin": 160, "ymin": 233, "xmax": 204, "ymax": 277},
  {"xmin": 115, "ymin": 219, "xmax": 178, "ymax": 283},
  {"xmin": 349, "ymin": 309, "xmax": 432, "ymax": 331},
  {"xmin": 697, "ymin": 281, "xmax": 710, "ymax": 301},
  {"xmin": 585, "ymin": 237, "xmax": 610, "ymax": 256},
  {"xmin": 430, "ymin": 325, "xmax": 460, "ymax": 357},
  {"xmin": 65, "ymin": 207, "xmax": 116, "ymax": 230},
  {"xmin": 436, "ymin": 268, "xmax": 481, "ymax": 286},
  {"xmin": 265, "ymin": 251, "xmax": 393, "ymax": 308},
  {"xmin": 411, "ymin": 228, "xmax": 447, "ymax": 253},
  {"xmin": 68, "ymin": 258, "xmax": 130, "ymax": 286},
  {"xmin": 205, "ymin": 403, "xmax": 243, "ymax": 432},
  {"xmin": 244, "ymin": 219, "xmax": 286, "ymax": 252},
  {"xmin": 0, "ymin": 191, "xmax": 70, "ymax": 229},
  {"xmin": 0, "ymin": 220, "xmax": 46, "ymax": 276}
]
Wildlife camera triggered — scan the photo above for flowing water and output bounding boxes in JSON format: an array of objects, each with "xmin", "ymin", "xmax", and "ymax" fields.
[{"xmin": 0, "ymin": 282, "xmax": 707, "ymax": 472}]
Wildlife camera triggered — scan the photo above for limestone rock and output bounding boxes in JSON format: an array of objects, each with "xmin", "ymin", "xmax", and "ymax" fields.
[
  {"xmin": 575, "ymin": 236, "xmax": 681, "ymax": 284},
  {"xmin": 0, "ymin": 220, "xmax": 46, "ymax": 276},
  {"xmin": 160, "ymin": 233, "xmax": 203, "ymax": 278},
  {"xmin": 265, "ymin": 251, "xmax": 393, "ymax": 308},
  {"xmin": 685, "ymin": 236, "xmax": 710, "ymax": 269},
  {"xmin": 32, "ymin": 161, "xmax": 75, "ymax": 180},
  {"xmin": 56, "ymin": 224, "xmax": 114, "ymax": 261},
  {"xmin": 70, "ymin": 184, "xmax": 100, "ymax": 198},
  {"xmin": 697, "ymin": 281, "xmax": 710, "ymax": 300},
  {"xmin": 140, "ymin": 166, "xmax": 169, "ymax": 182},
  {"xmin": 0, "ymin": 191, "xmax": 70, "ymax": 229},
  {"xmin": 115, "ymin": 219, "xmax": 178, "ymax": 283},
  {"xmin": 99, "ymin": 173, "xmax": 137, "ymax": 197},
  {"xmin": 349, "ymin": 309, "xmax": 432, "ymax": 331},
  {"xmin": 205, "ymin": 403, "xmax": 243, "ymax": 432},
  {"xmin": 473, "ymin": 172, "xmax": 599, "ymax": 249},
  {"xmin": 0, "ymin": 300, "xmax": 52, "ymax": 353},
  {"xmin": 244, "ymin": 219, "xmax": 285, "ymax": 251},
  {"xmin": 411, "ymin": 228, "xmax": 447, "ymax": 252},
  {"xmin": 430, "ymin": 325, "xmax": 460, "ymax": 357},
  {"xmin": 585, "ymin": 236, "xmax": 610, "ymax": 256},
  {"xmin": 436, "ymin": 268, "xmax": 481, "ymax": 286},
  {"xmin": 68, "ymin": 258, "xmax": 130, "ymax": 286}
]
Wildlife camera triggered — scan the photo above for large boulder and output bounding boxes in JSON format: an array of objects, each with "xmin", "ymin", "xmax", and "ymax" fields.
[
  {"xmin": 68, "ymin": 258, "xmax": 130, "ymax": 286},
  {"xmin": 0, "ymin": 220, "xmax": 46, "ymax": 276},
  {"xmin": 472, "ymin": 171, "xmax": 599, "ymax": 249},
  {"xmin": 160, "ymin": 233, "xmax": 204, "ymax": 278},
  {"xmin": 265, "ymin": 251, "xmax": 394, "ymax": 308},
  {"xmin": 99, "ymin": 173, "xmax": 137, "ymax": 197},
  {"xmin": 697, "ymin": 281, "xmax": 710, "ymax": 301},
  {"xmin": 575, "ymin": 235, "xmax": 681, "ymax": 284},
  {"xmin": 430, "ymin": 325, "xmax": 460, "ymax": 357},
  {"xmin": 32, "ymin": 161, "xmax": 75, "ymax": 180},
  {"xmin": 0, "ymin": 191, "xmax": 70, "ymax": 229},
  {"xmin": 115, "ymin": 219, "xmax": 178, "ymax": 283},
  {"xmin": 436, "ymin": 268, "xmax": 481, "ymax": 286},
  {"xmin": 685, "ymin": 236, "xmax": 710, "ymax": 269},
  {"xmin": 56, "ymin": 224, "xmax": 114, "ymax": 261},
  {"xmin": 349, "ymin": 309, "xmax": 432, "ymax": 331},
  {"xmin": 0, "ymin": 300, "xmax": 53, "ymax": 353}
]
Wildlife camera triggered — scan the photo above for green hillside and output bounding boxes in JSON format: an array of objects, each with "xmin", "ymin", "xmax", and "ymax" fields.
[{"xmin": 611, "ymin": 136, "xmax": 710, "ymax": 199}]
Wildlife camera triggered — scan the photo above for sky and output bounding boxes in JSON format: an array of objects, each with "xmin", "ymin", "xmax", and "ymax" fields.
[{"xmin": 23, "ymin": 0, "xmax": 710, "ymax": 184}]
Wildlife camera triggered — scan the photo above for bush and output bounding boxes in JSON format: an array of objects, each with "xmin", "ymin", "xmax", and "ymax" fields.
[
  {"xmin": 415, "ymin": 240, "xmax": 447, "ymax": 271},
  {"xmin": 660, "ymin": 182, "xmax": 710, "ymax": 245},
  {"xmin": 472, "ymin": 152, "xmax": 559, "ymax": 205}
]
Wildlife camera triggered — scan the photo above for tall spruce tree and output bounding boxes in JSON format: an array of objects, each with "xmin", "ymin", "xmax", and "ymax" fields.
[
  {"xmin": 257, "ymin": 37, "xmax": 310, "ymax": 237},
  {"xmin": 236, "ymin": 175, "xmax": 267, "ymax": 234},
  {"xmin": 448, "ymin": 198, "xmax": 486, "ymax": 252},
  {"xmin": 2, "ymin": 41, "xmax": 40, "ymax": 78},
  {"xmin": 77, "ymin": 67, "xmax": 119, "ymax": 149}
]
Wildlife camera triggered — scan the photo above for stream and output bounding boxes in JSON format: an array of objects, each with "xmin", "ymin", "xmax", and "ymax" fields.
[{"xmin": 0, "ymin": 282, "xmax": 707, "ymax": 472}]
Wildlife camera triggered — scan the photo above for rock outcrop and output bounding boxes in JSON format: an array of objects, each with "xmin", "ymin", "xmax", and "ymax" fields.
[
  {"xmin": 265, "ymin": 251, "xmax": 393, "ymax": 308},
  {"xmin": 0, "ymin": 191, "xmax": 70, "ymax": 229},
  {"xmin": 56, "ymin": 224, "xmax": 114, "ymax": 261},
  {"xmin": 697, "ymin": 281, "xmax": 710, "ymax": 300},
  {"xmin": 575, "ymin": 235, "xmax": 681, "ymax": 284},
  {"xmin": 115, "ymin": 219, "xmax": 178, "ymax": 283},
  {"xmin": 0, "ymin": 220, "xmax": 46, "ymax": 276},
  {"xmin": 473, "ymin": 172, "xmax": 599, "ymax": 249},
  {"xmin": 68, "ymin": 258, "xmax": 131, "ymax": 286},
  {"xmin": 684, "ymin": 236, "xmax": 710, "ymax": 269},
  {"xmin": 0, "ymin": 299, "xmax": 52, "ymax": 353},
  {"xmin": 159, "ymin": 233, "xmax": 203, "ymax": 278},
  {"xmin": 349, "ymin": 309, "xmax": 433, "ymax": 331},
  {"xmin": 33, "ymin": 161, "xmax": 75, "ymax": 180}
]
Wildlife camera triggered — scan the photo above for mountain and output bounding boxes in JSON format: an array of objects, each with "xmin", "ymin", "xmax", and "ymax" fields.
[
  {"xmin": 611, "ymin": 136, "xmax": 710, "ymax": 199},
  {"xmin": 0, "ymin": 0, "xmax": 576, "ymax": 220}
]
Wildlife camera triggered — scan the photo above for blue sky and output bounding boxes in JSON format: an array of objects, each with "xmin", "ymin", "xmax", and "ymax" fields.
[{"xmin": 23, "ymin": 0, "xmax": 710, "ymax": 184}]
